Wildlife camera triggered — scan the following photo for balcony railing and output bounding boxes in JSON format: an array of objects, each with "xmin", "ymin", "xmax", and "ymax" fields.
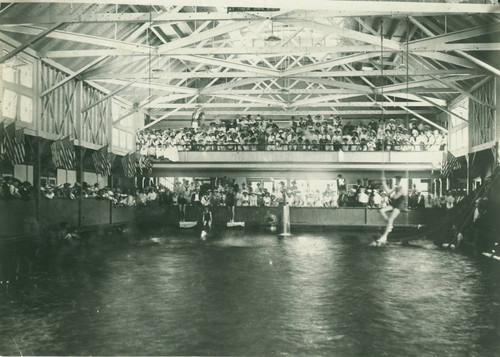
[{"xmin": 164, "ymin": 143, "xmax": 445, "ymax": 152}]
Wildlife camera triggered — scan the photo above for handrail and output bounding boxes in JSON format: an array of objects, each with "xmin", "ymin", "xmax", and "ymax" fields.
[{"xmin": 140, "ymin": 143, "xmax": 445, "ymax": 153}]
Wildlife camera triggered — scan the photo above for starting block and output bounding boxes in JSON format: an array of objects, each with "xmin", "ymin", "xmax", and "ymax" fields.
[
  {"xmin": 227, "ymin": 221, "xmax": 245, "ymax": 227},
  {"xmin": 179, "ymin": 221, "xmax": 197, "ymax": 228}
]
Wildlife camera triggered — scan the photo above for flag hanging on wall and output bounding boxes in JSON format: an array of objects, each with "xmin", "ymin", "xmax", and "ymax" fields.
[
  {"xmin": 4, "ymin": 123, "xmax": 25, "ymax": 165},
  {"xmin": 92, "ymin": 146, "xmax": 116, "ymax": 176},
  {"xmin": 138, "ymin": 156, "xmax": 153, "ymax": 176},
  {"xmin": 51, "ymin": 139, "xmax": 61, "ymax": 168},
  {"xmin": 121, "ymin": 153, "xmax": 136, "ymax": 178},
  {"xmin": 441, "ymin": 151, "xmax": 462, "ymax": 177},
  {"xmin": 0, "ymin": 122, "xmax": 4, "ymax": 161},
  {"xmin": 59, "ymin": 136, "xmax": 76, "ymax": 170}
]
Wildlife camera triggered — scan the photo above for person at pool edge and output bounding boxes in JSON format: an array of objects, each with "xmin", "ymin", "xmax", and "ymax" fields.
[
  {"xmin": 377, "ymin": 174, "xmax": 407, "ymax": 245},
  {"xmin": 201, "ymin": 206, "xmax": 212, "ymax": 240},
  {"xmin": 226, "ymin": 186, "xmax": 236, "ymax": 222}
]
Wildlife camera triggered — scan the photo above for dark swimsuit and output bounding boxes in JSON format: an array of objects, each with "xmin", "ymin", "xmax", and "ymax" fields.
[{"xmin": 390, "ymin": 186, "xmax": 406, "ymax": 210}]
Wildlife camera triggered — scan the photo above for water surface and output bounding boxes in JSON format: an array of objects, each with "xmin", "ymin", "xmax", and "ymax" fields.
[{"xmin": 0, "ymin": 230, "xmax": 499, "ymax": 356}]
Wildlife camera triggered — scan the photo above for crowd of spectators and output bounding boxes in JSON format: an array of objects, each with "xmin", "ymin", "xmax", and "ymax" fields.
[
  {"xmin": 1, "ymin": 175, "xmax": 466, "ymax": 211},
  {"xmin": 137, "ymin": 115, "xmax": 447, "ymax": 157}
]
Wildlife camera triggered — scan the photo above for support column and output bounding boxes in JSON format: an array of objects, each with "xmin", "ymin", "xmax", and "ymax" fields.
[
  {"xmin": 76, "ymin": 80, "xmax": 84, "ymax": 228},
  {"xmin": 78, "ymin": 147, "xmax": 85, "ymax": 228}
]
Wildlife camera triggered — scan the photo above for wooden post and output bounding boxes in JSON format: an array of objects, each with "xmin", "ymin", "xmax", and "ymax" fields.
[{"xmin": 78, "ymin": 147, "xmax": 85, "ymax": 228}]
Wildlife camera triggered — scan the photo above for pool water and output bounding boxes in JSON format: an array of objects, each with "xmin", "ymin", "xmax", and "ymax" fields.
[{"xmin": 0, "ymin": 230, "xmax": 499, "ymax": 356}]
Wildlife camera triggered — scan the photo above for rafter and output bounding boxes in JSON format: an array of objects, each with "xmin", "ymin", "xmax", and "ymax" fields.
[
  {"xmin": 283, "ymin": 53, "xmax": 382, "ymax": 76},
  {"xmin": 383, "ymin": 95, "xmax": 447, "ymax": 132},
  {"xmin": 157, "ymin": 20, "xmax": 257, "ymax": 54},
  {"xmin": 408, "ymin": 21, "xmax": 500, "ymax": 50},
  {"xmin": 0, "ymin": 22, "xmax": 63, "ymax": 64},
  {"xmin": 282, "ymin": 19, "xmax": 402, "ymax": 51},
  {"xmin": 171, "ymin": 54, "xmax": 280, "ymax": 76},
  {"xmin": 85, "ymin": 68, "xmax": 482, "ymax": 80},
  {"xmin": 40, "ymin": 56, "xmax": 107, "ymax": 97},
  {"xmin": 146, "ymin": 101, "xmax": 437, "ymax": 109},
  {"xmin": 152, "ymin": 109, "xmax": 435, "ymax": 116},
  {"xmin": 2, "ymin": 2, "xmax": 500, "ymax": 26},
  {"xmin": 0, "ymin": 25, "xmax": 152, "ymax": 53}
]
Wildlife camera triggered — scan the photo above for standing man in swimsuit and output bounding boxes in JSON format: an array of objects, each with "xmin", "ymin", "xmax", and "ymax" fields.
[{"xmin": 377, "ymin": 175, "xmax": 407, "ymax": 245}]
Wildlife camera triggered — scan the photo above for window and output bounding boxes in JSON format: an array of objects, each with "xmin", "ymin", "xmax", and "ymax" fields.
[
  {"xmin": 2, "ymin": 65, "xmax": 15, "ymax": 83},
  {"xmin": 2, "ymin": 89, "xmax": 18, "ymax": 119},
  {"xmin": 19, "ymin": 95, "xmax": 33, "ymax": 123},
  {"xmin": 2, "ymin": 52, "xmax": 33, "ymax": 88},
  {"xmin": 19, "ymin": 63, "xmax": 33, "ymax": 88}
]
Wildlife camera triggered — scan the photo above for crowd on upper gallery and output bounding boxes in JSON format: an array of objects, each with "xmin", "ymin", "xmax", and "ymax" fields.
[{"xmin": 136, "ymin": 114, "xmax": 447, "ymax": 158}]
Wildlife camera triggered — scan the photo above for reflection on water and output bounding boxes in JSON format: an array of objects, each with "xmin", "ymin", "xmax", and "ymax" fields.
[{"xmin": 0, "ymin": 230, "xmax": 499, "ymax": 356}]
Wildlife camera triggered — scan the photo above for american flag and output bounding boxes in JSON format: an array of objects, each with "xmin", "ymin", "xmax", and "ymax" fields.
[
  {"xmin": 59, "ymin": 136, "xmax": 76, "ymax": 170},
  {"xmin": 138, "ymin": 155, "xmax": 153, "ymax": 176},
  {"xmin": 92, "ymin": 146, "xmax": 115, "ymax": 176},
  {"xmin": 441, "ymin": 151, "xmax": 462, "ymax": 177},
  {"xmin": 0, "ymin": 122, "xmax": 4, "ymax": 161},
  {"xmin": 51, "ymin": 139, "xmax": 61, "ymax": 168},
  {"xmin": 3, "ymin": 123, "xmax": 25, "ymax": 165},
  {"xmin": 121, "ymin": 153, "xmax": 136, "ymax": 178}
]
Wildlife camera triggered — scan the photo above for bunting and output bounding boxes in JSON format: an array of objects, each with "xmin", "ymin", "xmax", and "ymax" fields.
[
  {"xmin": 59, "ymin": 136, "xmax": 76, "ymax": 170},
  {"xmin": 138, "ymin": 155, "xmax": 153, "ymax": 176},
  {"xmin": 0, "ymin": 123, "xmax": 4, "ymax": 161},
  {"xmin": 92, "ymin": 146, "xmax": 115, "ymax": 176},
  {"xmin": 3, "ymin": 123, "xmax": 25, "ymax": 165},
  {"xmin": 121, "ymin": 153, "xmax": 136, "ymax": 178},
  {"xmin": 441, "ymin": 151, "xmax": 462, "ymax": 177},
  {"xmin": 51, "ymin": 139, "xmax": 61, "ymax": 168},
  {"xmin": 50, "ymin": 137, "xmax": 75, "ymax": 169}
]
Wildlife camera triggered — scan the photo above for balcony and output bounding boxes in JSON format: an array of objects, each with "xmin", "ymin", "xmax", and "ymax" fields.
[{"xmin": 152, "ymin": 146, "xmax": 444, "ymax": 177}]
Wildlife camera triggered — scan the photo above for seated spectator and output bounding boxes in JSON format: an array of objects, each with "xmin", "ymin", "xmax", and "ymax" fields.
[
  {"xmin": 358, "ymin": 187, "xmax": 369, "ymax": 207},
  {"xmin": 19, "ymin": 181, "xmax": 32, "ymax": 200}
]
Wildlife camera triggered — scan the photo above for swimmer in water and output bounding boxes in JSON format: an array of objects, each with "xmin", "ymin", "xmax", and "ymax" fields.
[
  {"xmin": 201, "ymin": 206, "xmax": 212, "ymax": 240},
  {"xmin": 377, "ymin": 174, "xmax": 407, "ymax": 245}
]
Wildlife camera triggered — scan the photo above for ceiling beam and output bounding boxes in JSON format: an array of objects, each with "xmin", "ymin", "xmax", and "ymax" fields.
[
  {"xmin": 414, "ymin": 52, "xmax": 479, "ymax": 68},
  {"xmin": 383, "ymin": 95, "xmax": 447, "ymax": 132},
  {"xmin": 200, "ymin": 78, "xmax": 268, "ymax": 94},
  {"xmin": 157, "ymin": 20, "xmax": 256, "ymax": 54},
  {"xmin": 379, "ymin": 74, "xmax": 485, "ymax": 93},
  {"xmin": 146, "ymin": 101, "xmax": 437, "ymax": 109},
  {"xmin": 81, "ymin": 80, "xmax": 138, "ymax": 113},
  {"xmin": 408, "ymin": 20, "xmax": 500, "ymax": 50},
  {"xmin": 7, "ymin": 1, "xmax": 499, "ymax": 14},
  {"xmin": 211, "ymin": 94, "xmax": 287, "ymax": 107},
  {"xmin": 151, "ymin": 109, "xmax": 435, "ymax": 116},
  {"xmin": 432, "ymin": 76, "xmax": 496, "ymax": 110},
  {"xmin": 409, "ymin": 17, "xmax": 500, "ymax": 77},
  {"xmin": 282, "ymin": 19, "xmax": 402, "ymax": 51},
  {"xmin": 171, "ymin": 54, "xmax": 279, "ymax": 76},
  {"xmin": 0, "ymin": 25, "xmax": 152, "ymax": 53},
  {"xmin": 454, "ymin": 50, "xmax": 500, "ymax": 78},
  {"xmin": 40, "ymin": 56, "xmax": 107, "ymax": 97},
  {"xmin": 0, "ymin": 22, "xmax": 63, "ymax": 64},
  {"xmin": 93, "ymin": 79, "xmax": 198, "ymax": 95},
  {"xmin": 283, "ymin": 52, "xmax": 382, "ymax": 76},
  {"xmin": 294, "ymin": 77, "xmax": 373, "ymax": 93},
  {"xmin": 86, "ymin": 68, "xmax": 482, "ymax": 80},
  {"xmin": 413, "ymin": 94, "xmax": 468, "ymax": 122}
]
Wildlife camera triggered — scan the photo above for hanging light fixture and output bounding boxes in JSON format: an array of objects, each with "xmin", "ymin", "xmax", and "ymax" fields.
[
  {"xmin": 265, "ymin": 20, "xmax": 281, "ymax": 42},
  {"xmin": 151, "ymin": 53, "xmax": 163, "ymax": 74}
]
